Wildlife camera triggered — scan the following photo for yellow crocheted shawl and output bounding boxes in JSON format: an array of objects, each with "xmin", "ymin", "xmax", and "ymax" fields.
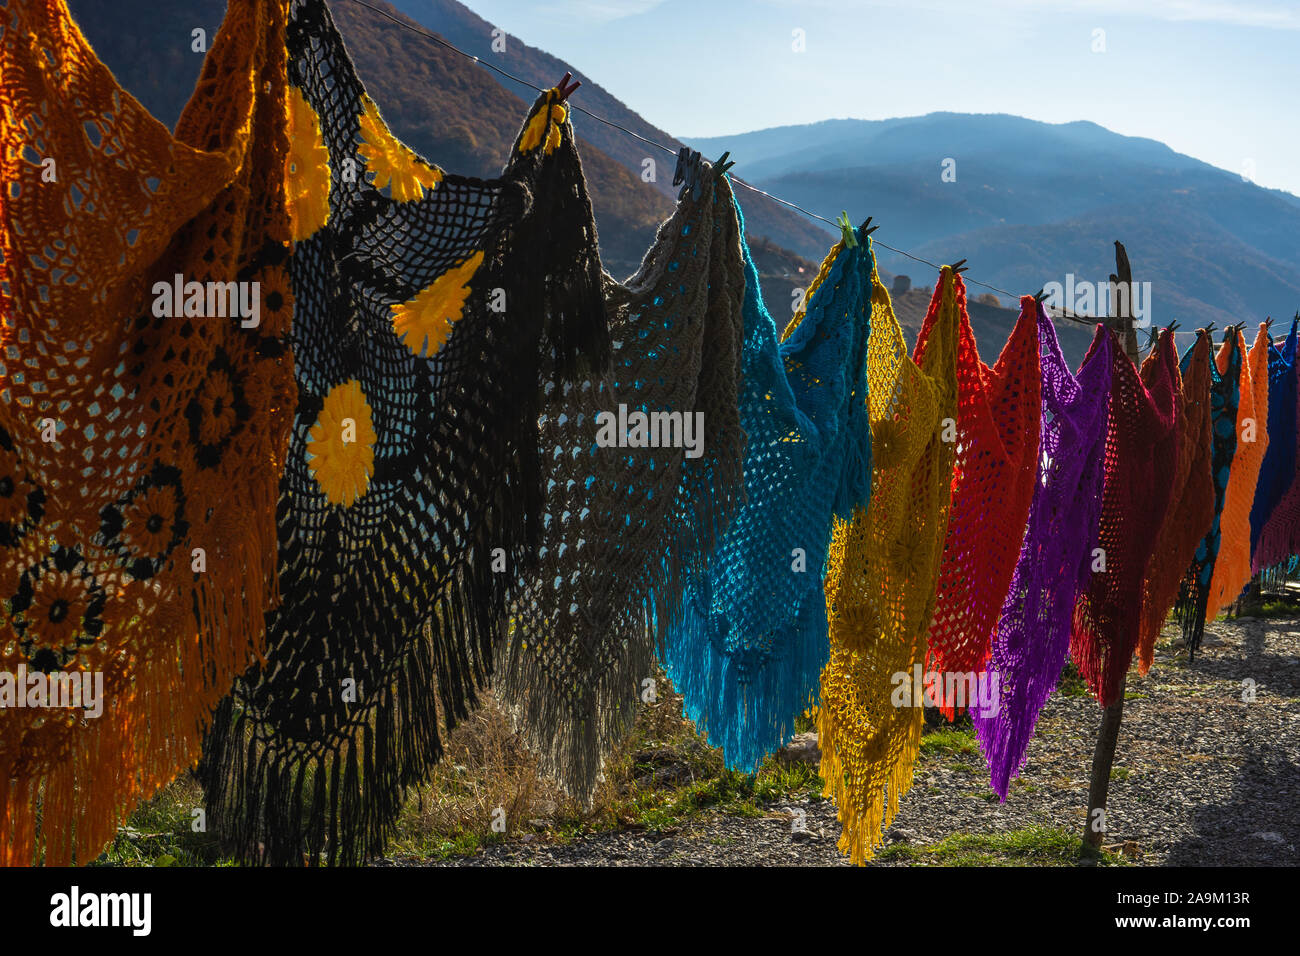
[{"xmin": 816, "ymin": 266, "xmax": 959, "ymax": 864}]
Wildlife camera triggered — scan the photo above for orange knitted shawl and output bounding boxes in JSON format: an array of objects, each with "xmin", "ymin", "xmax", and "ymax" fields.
[
  {"xmin": 0, "ymin": 0, "xmax": 293, "ymax": 864},
  {"xmin": 922, "ymin": 282, "xmax": 1041, "ymax": 717},
  {"xmin": 1205, "ymin": 326, "xmax": 1270, "ymax": 619},
  {"xmin": 1137, "ymin": 331, "xmax": 1214, "ymax": 674}
]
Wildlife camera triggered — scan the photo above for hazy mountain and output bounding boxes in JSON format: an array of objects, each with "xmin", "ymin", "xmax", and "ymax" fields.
[{"xmin": 688, "ymin": 113, "xmax": 1300, "ymax": 333}]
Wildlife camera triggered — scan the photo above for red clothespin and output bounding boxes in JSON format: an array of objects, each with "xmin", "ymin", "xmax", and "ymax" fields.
[{"xmin": 555, "ymin": 71, "xmax": 581, "ymax": 101}]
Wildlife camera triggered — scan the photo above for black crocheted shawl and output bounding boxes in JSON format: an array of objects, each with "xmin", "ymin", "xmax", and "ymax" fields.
[{"xmin": 199, "ymin": 0, "xmax": 606, "ymax": 865}]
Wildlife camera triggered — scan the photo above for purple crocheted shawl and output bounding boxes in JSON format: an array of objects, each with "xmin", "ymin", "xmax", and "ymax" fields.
[{"xmin": 973, "ymin": 315, "xmax": 1112, "ymax": 799}]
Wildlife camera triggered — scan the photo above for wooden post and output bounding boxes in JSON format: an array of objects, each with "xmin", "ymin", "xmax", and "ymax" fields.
[{"xmin": 1081, "ymin": 240, "xmax": 1138, "ymax": 856}]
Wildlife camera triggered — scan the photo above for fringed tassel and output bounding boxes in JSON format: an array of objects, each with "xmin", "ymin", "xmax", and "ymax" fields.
[
  {"xmin": 201, "ymin": 552, "xmax": 505, "ymax": 865},
  {"xmin": 495, "ymin": 603, "xmax": 657, "ymax": 804},
  {"xmin": 816, "ymin": 645, "xmax": 924, "ymax": 866},
  {"xmin": 1175, "ymin": 570, "xmax": 1212, "ymax": 662},
  {"xmin": 665, "ymin": 592, "xmax": 831, "ymax": 773}
]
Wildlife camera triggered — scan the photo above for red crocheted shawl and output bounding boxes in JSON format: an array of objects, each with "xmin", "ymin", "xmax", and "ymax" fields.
[
  {"xmin": 1071, "ymin": 327, "xmax": 1179, "ymax": 704},
  {"xmin": 1137, "ymin": 330, "xmax": 1215, "ymax": 674},
  {"xmin": 922, "ymin": 285, "xmax": 1041, "ymax": 717}
]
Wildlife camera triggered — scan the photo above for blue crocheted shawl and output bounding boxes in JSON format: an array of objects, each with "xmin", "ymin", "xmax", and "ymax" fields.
[
  {"xmin": 659, "ymin": 199, "xmax": 872, "ymax": 771},
  {"xmin": 1250, "ymin": 318, "xmax": 1298, "ymax": 562}
]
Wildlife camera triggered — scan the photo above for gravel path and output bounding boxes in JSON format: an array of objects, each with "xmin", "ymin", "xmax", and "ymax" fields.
[{"xmin": 398, "ymin": 615, "xmax": 1300, "ymax": 866}]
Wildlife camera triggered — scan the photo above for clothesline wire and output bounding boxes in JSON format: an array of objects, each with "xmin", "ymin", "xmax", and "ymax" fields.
[{"xmin": 345, "ymin": 0, "xmax": 1099, "ymax": 329}]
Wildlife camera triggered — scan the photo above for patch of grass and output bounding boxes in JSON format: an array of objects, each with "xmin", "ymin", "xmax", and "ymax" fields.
[
  {"xmin": 419, "ymin": 831, "xmax": 499, "ymax": 862},
  {"xmin": 753, "ymin": 758, "xmax": 823, "ymax": 803},
  {"xmin": 1226, "ymin": 586, "xmax": 1300, "ymax": 619},
  {"xmin": 622, "ymin": 771, "xmax": 762, "ymax": 830},
  {"xmin": 92, "ymin": 774, "xmax": 231, "ymax": 867},
  {"xmin": 876, "ymin": 826, "xmax": 1128, "ymax": 866},
  {"xmin": 1256, "ymin": 597, "xmax": 1300, "ymax": 619},
  {"xmin": 387, "ymin": 699, "xmax": 564, "ymax": 861},
  {"xmin": 921, "ymin": 726, "xmax": 978, "ymax": 757},
  {"xmin": 1110, "ymin": 767, "xmax": 1131, "ymax": 782},
  {"xmin": 617, "ymin": 756, "xmax": 823, "ymax": 832},
  {"xmin": 1055, "ymin": 661, "xmax": 1089, "ymax": 698}
]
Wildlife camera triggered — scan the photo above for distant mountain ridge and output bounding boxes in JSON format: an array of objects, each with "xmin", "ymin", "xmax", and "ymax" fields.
[{"xmin": 687, "ymin": 113, "xmax": 1300, "ymax": 331}]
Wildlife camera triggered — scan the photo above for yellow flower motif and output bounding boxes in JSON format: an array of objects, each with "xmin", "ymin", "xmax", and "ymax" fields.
[
  {"xmin": 307, "ymin": 380, "xmax": 377, "ymax": 508},
  {"xmin": 285, "ymin": 86, "xmax": 331, "ymax": 240},
  {"xmin": 357, "ymin": 96, "xmax": 443, "ymax": 202},
  {"xmin": 517, "ymin": 102, "xmax": 567, "ymax": 156},
  {"xmin": 390, "ymin": 251, "xmax": 485, "ymax": 357}
]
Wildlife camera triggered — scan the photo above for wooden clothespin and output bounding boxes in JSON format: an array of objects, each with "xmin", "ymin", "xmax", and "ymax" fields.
[
  {"xmin": 860, "ymin": 216, "xmax": 879, "ymax": 236},
  {"xmin": 713, "ymin": 151, "xmax": 735, "ymax": 179},
  {"xmin": 949, "ymin": 258, "xmax": 968, "ymax": 274},
  {"xmin": 555, "ymin": 71, "xmax": 581, "ymax": 101}
]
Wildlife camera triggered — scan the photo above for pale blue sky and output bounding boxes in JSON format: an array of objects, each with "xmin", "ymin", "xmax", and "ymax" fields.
[{"xmin": 460, "ymin": 0, "xmax": 1300, "ymax": 197}]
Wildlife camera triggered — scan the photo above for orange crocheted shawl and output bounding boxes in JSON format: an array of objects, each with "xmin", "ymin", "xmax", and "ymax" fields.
[
  {"xmin": 1205, "ymin": 326, "xmax": 1270, "ymax": 619},
  {"xmin": 0, "ymin": 0, "xmax": 293, "ymax": 864}
]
